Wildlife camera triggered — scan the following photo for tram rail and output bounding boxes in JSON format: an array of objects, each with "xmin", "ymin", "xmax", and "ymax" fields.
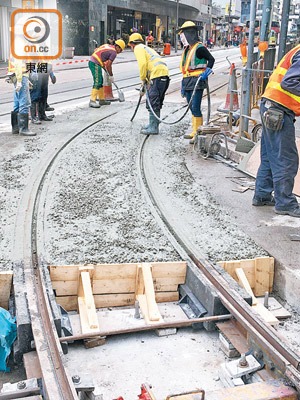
[{"xmin": 8, "ymin": 73, "xmax": 300, "ymax": 399}]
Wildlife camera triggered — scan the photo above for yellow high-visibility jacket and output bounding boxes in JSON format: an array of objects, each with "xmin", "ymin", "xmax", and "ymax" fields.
[
  {"xmin": 8, "ymin": 53, "xmax": 29, "ymax": 82},
  {"xmin": 134, "ymin": 44, "xmax": 169, "ymax": 81}
]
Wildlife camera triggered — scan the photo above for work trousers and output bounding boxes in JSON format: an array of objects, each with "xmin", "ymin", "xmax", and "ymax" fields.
[
  {"xmin": 89, "ymin": 61, "xmax": 103, "ymax": 90},
  {"xmin": 146, "ymin": 76, "xmax": 170, "ymax": 113},
  {"xmin": 185, "ymin": 89, "xmax": 204, "ymax": 117},
  {"xmin": 13, "ymin": 76, "xmax": 31, "ymax": 114},
  {"xmin": 254, "ymin": 102, "xmax": 299, "ymax": 211}
]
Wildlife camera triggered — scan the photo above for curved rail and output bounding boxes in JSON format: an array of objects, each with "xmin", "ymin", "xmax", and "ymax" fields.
[
  {"xmin": 138, "ymin": 135, "xmax": 300, "ymax": 391},
  {"xmin": 13, "ymin": 109, "xmax": 127, "ymax": 399}
]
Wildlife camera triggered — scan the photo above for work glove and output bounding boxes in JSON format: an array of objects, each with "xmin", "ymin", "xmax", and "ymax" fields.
[
  {"xmin": 108, "ymin": 75, "xmax": 114, "ymax": 83},
  {"xmin": 15, "ymin": 81, "xmax": 22, "ymax": 92},
  {"xmin": 139, "ymin": 83, "xmax": 146, "ymax": 97},
  {"xmin": 50, "ymin": 72, "xmax": 56, "ymax": 84},
  {"xmin": 200, "ymin": 67, "xmax": 213, "ymax": 81}
]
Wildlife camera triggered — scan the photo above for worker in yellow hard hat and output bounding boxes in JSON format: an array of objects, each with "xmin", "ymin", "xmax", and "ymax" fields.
[
  {"xmin": 88, "ymin": 39, "xmax": 125, "ymax": 108},
  {"xmin": 177, "ymin": 21, "xmax": 215, "ymax": 143},
  {"xmin": 129, "ymin": 32, "xmax": 169, "ymax": 135}
]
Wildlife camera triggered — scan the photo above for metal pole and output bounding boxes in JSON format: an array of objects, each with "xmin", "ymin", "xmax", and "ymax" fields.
[
  {"xmin": 242, "ymin": 0, "xmax": 257, "ymax": 134},
  {"xmin": 259, "ymin": 0, "xmax": 271, "ymax": 43},
  {"xmin": 175, "ymin": 0, "xmax": 179, "ymax": 54},
  {"xmin": 278, "ymin": 0, "xmax": 291, "ymax": 63},
  {"xmin": 59, "ymin": 314, "xmax": 232, "ymax": 342}
]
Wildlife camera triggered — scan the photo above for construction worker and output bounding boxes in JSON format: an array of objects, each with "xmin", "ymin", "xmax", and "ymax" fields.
[
  {"xmin": 88, "ymin": 39, "xmax": 125, "ymax": 108},
  {"xmin": 253, "ymin": 43, "xmax": 300, "ymax": 217},
  {"xmin": 178, "ymin": 21, "xmax": 215, "ymax": 144},
  {"xmin": 128, "ymin": 32, "xmax": 169, "ymax": 135},
  {"xmin": 8, "ymin": 53, "xmax": 35, "ymax": 136},
  {"xmin": 146, "ymin": 31, "xmax": 154, "ymax": 47}
]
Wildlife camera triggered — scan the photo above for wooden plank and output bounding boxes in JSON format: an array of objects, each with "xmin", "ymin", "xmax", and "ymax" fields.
[
  {"xmin": 49, "ymin": 262, "xmax": 187, "ymax": 282},
  {"xmin": 257, "ymin": 297, "xmax": 292, "ymax": 319},
  {"xmin": 52, "ymin": 279, "xmax": 180, "ymax": 296},
  {"xmin": 206, "ymin": 380, "xmax": 297, "ymax": 399},
  {"xmin": 216, "ymin": 320, "xmax": 249, "ymax": 354},
  {"xmin": 136, "ymin": 294, "xmax": 163, "ymax": 325},
  {"xmin": 56, "ymin": 291, "xmax": 179, "ymax": 311},
  {"xmin": 255, "ymin": 257, "xmax": 271, "ymax": 296},
  {"xmin": 141, "ymin": 263, "xmax": 162, "ymax": 322},
  {"xmin": 135, "ymin": 265, "xmax": 144, "ymax": 297},
  {"xmin": 252, "ymin": 302, "xmax": 279, "ymax": 326},
  {"xmin": 218, "ymin": 259, "xmax": 255, "ymax": 288},
  {"xmin": 23, "ymin": 351, "xmax": 42, "ymax": 379},
  {"xmin": 235, "ymin": 268, "xmax": 258, "ymax": 306},
  {"xmin": 78, "ymin": 269, "xmax": 99, "ymax": 334},
  {"xmin": 269, "ymin": 257, "xmax": 274, "ymax": 293},
  {"xmin": 0, "ymin": 271, "xmax": 13, "ymax": 310}
]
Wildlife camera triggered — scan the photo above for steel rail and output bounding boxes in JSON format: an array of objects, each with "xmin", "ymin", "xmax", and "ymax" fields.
[
  {"xmin": 138, "ymin": 135, "xmax": 300, "ymax": 391},
  {"xmin": 13, "ymin": 109, "xmax": 130, "ymax": 399}
]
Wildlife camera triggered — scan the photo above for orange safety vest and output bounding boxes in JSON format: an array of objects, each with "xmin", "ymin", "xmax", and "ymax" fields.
[
  {"xmin": 180, "ymin": 42, "xmax": 207, "ymax": 78},
  {"xmin": 91, "ymin": 44, "xmax": 116, "ymax": 68},
  {"xmin": 263, "ymin": 44, "xmax": 300, "ymax": 116}
]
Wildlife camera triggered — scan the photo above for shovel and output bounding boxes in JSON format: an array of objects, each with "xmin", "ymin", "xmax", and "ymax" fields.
[{"xmin": 112, "ymin": 81, "xmax": 125, "ymax": 102}]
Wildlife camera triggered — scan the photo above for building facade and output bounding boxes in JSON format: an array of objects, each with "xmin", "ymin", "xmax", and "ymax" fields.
[
  {"xmin": 0, "ymin": 0, "xmax": 57, "ymax": 61},
  {"xmin": 57, "ymin": 0, "xmax": 217, "ymax": 55}
]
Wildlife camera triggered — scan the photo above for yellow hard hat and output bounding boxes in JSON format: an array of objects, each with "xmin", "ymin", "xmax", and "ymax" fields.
[
  {"xmin": 115, "ymin": 39, "xmax": 125, "ymax": 51},
  {"xmin": 128, "ymin": 33, "xmax": 144, "ymax": 44},
  {"xmin": 177, "ymin": 21, "xmax": 196, "ymax": 34}
]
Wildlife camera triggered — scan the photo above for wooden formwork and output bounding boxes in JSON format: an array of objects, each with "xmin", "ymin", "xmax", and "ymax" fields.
[
  {"xmin": 0, "ymin": 271, "xmax": 13, "ymax": 310},
  {"xmin": 49, "ymin": 261, "xmax": 187, "ymax": 336}
]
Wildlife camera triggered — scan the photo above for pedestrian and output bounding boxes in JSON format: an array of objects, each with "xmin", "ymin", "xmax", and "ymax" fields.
[
  {"xmin": 8, "ymin": 53, "xmax": 35, "ymax": 136},
  {"xmin": 253, "ymin": 43, "xmax": 300, "ymax": 217},
  {"xmin": 177, "ymin": 21, "xmax": 215, "ymax": 144},
  {"xmin": 37, "ymin": 62, "xmax": 55, "ymax": 122},
  {"xmin": 128, "ymin": 32, "xmax": 170, "ymax": 135},
  {"xmin": 88, "ymin": 39, "xmax": 125, "ymax": 108},
  {"xmin": 146, "ymin": 31, "xmax": 154, "ymax": 47}
]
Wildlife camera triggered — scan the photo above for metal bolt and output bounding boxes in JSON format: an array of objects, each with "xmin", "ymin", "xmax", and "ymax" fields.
[
  {"xmin": 17, "ymin": 381, "xmax": 26, "ymax": 390},
  {"xmin": 134, "ymin": 300, "xmax": 140, "ymax": 319},
  {"xmin": 254, "ymin": 350, "xmax": 263, "ymax": 360},
  {"xmin": 72, "ymin": 375, "xmax": 81, "ymax": 384},
  {"xmin": 264, "ymin": 291, "xmax": 269, "ymax": 309},
  {"xmin": 267, "ymin": 361, "xmax": 275, "ymax": 371},
  {"xmin": 239, "ymin": 353, "xmax": 249, "ymax": 368}
]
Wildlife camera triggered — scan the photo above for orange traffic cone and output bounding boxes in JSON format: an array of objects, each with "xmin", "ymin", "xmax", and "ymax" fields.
[
  {"xmin": 103, "ymin": 71, "xmax": 117, "ymax": 101},
  {"xmin": 218, "ymin": 63, "xmax": 239, "ymax": 113}
]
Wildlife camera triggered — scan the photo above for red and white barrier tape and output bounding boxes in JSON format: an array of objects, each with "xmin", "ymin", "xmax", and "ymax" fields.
[{"xmin": 54, "ymin": 59, "xmax": 90, "ymax": 66}]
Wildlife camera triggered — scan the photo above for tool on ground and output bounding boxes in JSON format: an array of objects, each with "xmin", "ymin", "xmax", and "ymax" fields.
[
  {"xmin": 194, "ymin": 125, "xmax": 229, "ymax": 160},
  {"xmin": 112, "ymin": 81, "xmax": 125, "ymax": 102}
]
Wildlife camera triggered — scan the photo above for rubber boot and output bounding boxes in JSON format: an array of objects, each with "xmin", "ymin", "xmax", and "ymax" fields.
[
  {"xmin": 190, "ymin": 117, "xmax": 203, "ymax": 144},
  {"xmin": 46, "ymin": 103, "xmax": 54, "ymax": 111},
  {"xmin": 98, "ymin": 87, "xmax": 111, "ymax": 105},
  {"xmin": 30, "ymin": 102, "xmax": 41, "ymax": 125},
  {"xmin": 89, "ymin": 89, "xmax": 100, "ymax": 108},
  {"xmin": 18, "ymin": 113, "xmax": 36, "ymax": 136},
  {"xmin": 140, "ymin": 111, "xmax": 159, "ymax": 135},
  {"xmin": 39, "ymin": 100, "xmax": 53, "ymax": 121},
  {"xmin": 184, "ymin": 116, "xmax": 195, "ymax": 139},
  {"xmin": 11, "ymin": 111, "xmax": 19, "ymax": 134}
]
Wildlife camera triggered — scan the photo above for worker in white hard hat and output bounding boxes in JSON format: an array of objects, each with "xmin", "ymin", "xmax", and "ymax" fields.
[
  {"xmin": 129, "ymin": 32, "xmax": 170, "ymax": 135},
  {"xmin": 88, "ymin": 39, "xmax": 125, "ymax": 108},
  {"xmin": 177, "ymin": 21, "xmax": 215, "ymax": 143}
]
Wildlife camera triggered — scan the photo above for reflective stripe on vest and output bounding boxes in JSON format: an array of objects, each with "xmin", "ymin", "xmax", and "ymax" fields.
[
  {"xmin": 140, "ymin": 44, "xmax": 167, "ymax": 73},
  {"xmin": 180, "ymin": 43, "xmax": 207, "ymax": 78},
  {"xmin": 91, "ymin": 44, "xmax": 116, "ymax": 67},
  {"xmin": 8, "ymin": 55, "xmax": 27, "ymax": 73},
  {"xmin": 263, "ymin": 44, "xmax": 300, "ymax": 116}
]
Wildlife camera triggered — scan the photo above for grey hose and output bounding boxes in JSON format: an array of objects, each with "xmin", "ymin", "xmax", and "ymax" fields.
[{"xmin": 145, "ymin": 75, "xmax": 210, "ymax": 125}]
